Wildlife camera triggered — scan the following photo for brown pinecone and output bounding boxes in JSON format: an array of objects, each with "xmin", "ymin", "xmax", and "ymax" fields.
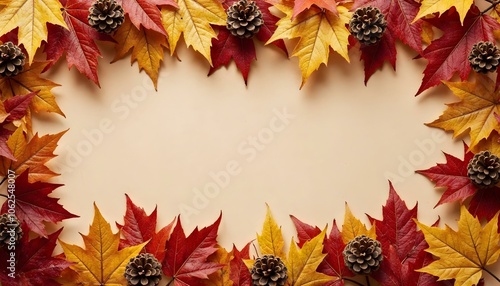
[
  {"xmin": 468, "ymin": 41, "xmax": 500, "ymax": 73},
  {"xmin": 349, "ymin": 7, "xmax": 387, "ymax": 45},
  {"xmin": 0, "ymin": 213, "xmax": 22, "ymax": 247},
  {"xmin": 251, "ymin": 255, "xmax": 288, "ymax": 286},
  {"xmin": 0, "ymin": 42, "xmax": 25, "ymax": 77},
  {"xmin": 467, "ymin": 150, "xmax": 500, "ymax": 187},
  {"xmin": 343, "ymin": 235, "xmax": 382, "ymax": 275},
  {"xmin": 124, "ymin": 253, "xmax": 162, "ymax": 286},
  {"xmin": 88, "ymin": 0, "xmax": 125, "ymax": 34},
  {"xmin": 226, "ymin": 0, "xmax": 264, "ymax": 39}
]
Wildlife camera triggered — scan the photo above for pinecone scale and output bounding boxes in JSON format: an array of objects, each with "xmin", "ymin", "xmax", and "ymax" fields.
[
  {"xmin": 467, "ymin": 150, "xmax": 500, "ymax": 187},
  {"xmin": 349, "ymin": 7, "xmax": 387, "ymax": 46},
  {"xmin": 0, "ymin": 213, "xmax": 23, "ymax": 247},
  {"xmin": 343, "ymin": 235, "xmax": 382, "ymax": 275},
  {"xmin": 124, "ymin": 253, "xmax": 162, "ymax": 286},
  {"xmin": 0, "ymin": 42, "xmax": 25, "ymax": 77},
  {"xmin": 251, "ymin": 255, "xmax": 288, "ymax": 286},
  {"xmin": 88, "ymin": 0, "xmax": 125, "ymax": 34},
  {"xmin": 468, "ymin": 41, "xmax": 500, "ymax": 73}
]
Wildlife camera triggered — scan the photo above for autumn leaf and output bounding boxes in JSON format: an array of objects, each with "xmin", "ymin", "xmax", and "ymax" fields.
[
  {"xmin": 427, "ymin": 73, "xmax": 500, "ymax": 148},
  {"xmin": 119, "ymin": 0, "xmax": 177, "ymax": 35},
  {"xmin": 414, "ymin": 0, "xmax": 472, "ymax": 24},
  {"xmin": 117, "ymin": 194, "xmax": 175, "ymax": 261},
  {"xmin": 113, "ymin": 16, "xmax": 168, "ymax": 90},
  {"xmin": 291, "ymin": 0, "xmax": 337, "ymax": 18},
  {"xmin": 163, "ymin": 214, "xmax": 223, "ymax": 285},
  {"xmin": 203, "ymin": 246, "xmax": 232, "ymax": 286},
  {"xmin": 0, "ymin": 228, "xmax": 72, "ymax": 285},
  {"xmin": 0, "ymin": 92, "xmax": 35, "ymax": 160},
  {"xmin": 0, "ymin": 0, "xmax": 67, "ymax": 63},
  {"xmin": 161, "ymin": 0, "xmax": 226, "ymax": 65},
  {"xmin": 45, "ymin": 0, "xmax": 114, "ymax": 86},
  {"xmin": 291, "ymin": 216, "xmax": 352, "ymax": 285},
  {"xmin": 0, "ymin": 169, "xmax": 77, "ymax": 237},
  {"xmin": 287, "ymin": 228, "xmax": 335, "ymax": 285},
  {"xmin": 208, "ymin": 0, "xmax": 287, "ymax": 83},
  {"xmin": 230, "ymin": 243, "xmax": 252, "ymax": 286},
  {"xmin": 417, "ymin": 206, "xmax": 500, "ymax": 286},
  {"xmin": 353, "ymin": 0, "xmax": 423, "ymax": 82},
  {"xmin": 256, "ymin": 204, "xmax": 286, "ymax": 259},
  {"xmin": 0, "ymin": 61, "xmax": 64, "ymax": 132},
  {"xmin": 60, "ymin": 204, "xmax": 146, "ymax": 285},
  {"xmin": 341, "ymin": 203, "xmax": 375, "ymax": 243},
  {"xmin": 416, "ymin": 7, "xmax": 500, "ymax": 95},
  {"xmin": 266, "ymin": 0, "xmax": 351, "ymax": 87},
  {"xmin": 0, "ymin": 127, "xmax": 66, "ymax": 182}
]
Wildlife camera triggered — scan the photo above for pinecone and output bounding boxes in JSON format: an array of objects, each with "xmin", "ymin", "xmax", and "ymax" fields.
[
  {"xmin": 226, "ymin": 0, "xmax": 264, "ymax": 39},
  {"xmin": 349, "ymin": 7, "xmax": 387, "ymax": 46},
  {"xmin": 468, "ymin": 41, "xmax": 500, "ymax": 73},
  {"xmin": 0, "ymin": 214, "xmax": 22, "ymax": 247},
  {"xmin": 0, "ymin": 42, "xmax": 25, "ymax": 77},
  {"xmin": 124, "ymin": 253, "xmax": 162, "ymax": 286},
  {"xmin": 467, "ymin": 150, "xmax": 500, "ymax": 187},
  {"xmin": 88, "ymin": 0, "xmax": 124, "ymax": 34},
  {"xmin": 251, "ymin": 255, "xmax": 288, "ymax": 286},
  {"xmin": 343, "ymin": 235, "xmax": 382, "ymax": 275}
]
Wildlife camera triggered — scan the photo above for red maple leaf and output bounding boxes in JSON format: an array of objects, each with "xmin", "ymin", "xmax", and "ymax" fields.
[
  {"xmin": 416, "ymin": 6, "xmax": 500, "ymax": 95},
  {"xmin": 118, "ymin": 0, "xmax": 177, "ymax": 36},
  {"xmin": 416, "ymin": 142, "xmax": 476, "ymax": 206},
  {"xmin": 0, "ymin": 170, "xmax": 78, "ymax": 237},
  {"xmin": 229, "ymin": 243, "xmax": 252, "ymax": 286},
  {"xmin": 209, "ymin": 0, "xmax": 287, "ymax": 83},
  {"xmin": 117, "ymin": 194, "xmax": 175, "ymax": 261},
  {"xmin": 353, "ymin": 0, "xmax": 423, "ymax": 83},
  {"xmin": 290, "ymin": 216, "xmax": 353, "ymax": 285},
  {"xmin": 163, "ymin": 214, "xmax": 223, "ymax": 285},
  {"xmin": 45, "ymin": 0, "xmax": 115, "ymax": 86},
  {"xmin": 0, "ymin": 92, "xmax": 36, "ymax": 160},
  {"xmin": 0, "ymin": 228, "xmax": 72, "ymax": 286},
  {"xmin": 468, "ymin": 186, "xmax": 500, "ymax": 224}
]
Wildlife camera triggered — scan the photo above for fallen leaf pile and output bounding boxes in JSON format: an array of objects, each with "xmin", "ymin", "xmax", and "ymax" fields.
[{"xmin": 0, "ymin": 0, "xmax": 500, "ymax": 283}]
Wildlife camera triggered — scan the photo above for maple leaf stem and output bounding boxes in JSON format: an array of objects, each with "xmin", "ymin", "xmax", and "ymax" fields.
[
  {"xmin": 0, "ymin": 194, "xmax": 6, "ymax": 199},
  {"xmin": 365, "ymin": 275, "xmax": 371, "ymax": 286},
  {"xmin": 165, "ymin": 278, "xmax": 174, "ymax": 286},
  {"xmin": 343, "ymin": 277, "xmax": 366, "ymax": 286},
  {"xmin": 0, "ymin": 176, "xmax": 6, "ymax": 186},
  {"xmin": 481, "ymin": 0, "xmax": 500, "ymax": 14},
  {"xmin": 483, "ymin": 267, "xmax": 500, "ymax": 283}
]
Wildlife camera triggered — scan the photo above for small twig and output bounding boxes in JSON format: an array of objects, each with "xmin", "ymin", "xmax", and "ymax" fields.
[
  {"xmin": 165, "ymin": 279, "xmax": 174, "ymax": 286},
  {"xmin": 483, "ymin": 267, "xmax": 500, "ymax": 283},
  {"xmin": 0, "ymin": 177, "xmax": 6, "ymax": 186},
  {"xmin": 343, "ymin": 277, "xmax": 365, "ymax": 286},
  {"xmin": 251, "ymin": 243, "xmax": 260, "ymax": 258},
  {"xmin": 0, "ymin": 194, "xmax": 7, "ymax": 198},
  {"xmin": 481, "ymin": 0, "xmax": 500, "ymax": 15},
  {"xmin": 365, "ymin": 275, "xmax": 371, "ymax": 286}
]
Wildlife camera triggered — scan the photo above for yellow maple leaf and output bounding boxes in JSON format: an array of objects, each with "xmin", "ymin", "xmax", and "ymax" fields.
[
  {"xmin": 266, "ymin": 1, "xmax": 351, "ymax": 88},
  {"xmin": 113, "ymin": 16, "xmax": 168, "ymax": 90},
  {"xmin": 0, "ymin": 0, "xmax": 66, "ymax": 63},
  {"xmin": 257, "ymin": 204, "xmax": 287, "ymax": 260},
  {"xmin": 470, "ymin": 131, "xmax": 500, "ymax": 155},
  {"xmin": 341, "ymin": 203, "xmax": 375, "ymax": 244},
  {"xmin": 0, "ymin": 126, "xmax": 66, "ymax": 182},
  {"xmin": 416, "ymin": 206, "xmax": 500, "ymax": 286},
  {"xmin": 161, "ymin": 0, "xmax": 226, "ymax": 65},
  {"xmin": 286, "ymin": 228, "xmax": 334, "ymax": 286},
  {"xmin": 203, "ymin": 245, "xmax": 233, "ymax": 286},
  {"xmin": 426, "ymin": 73, "xmax": 500, "ymax": 149},
  {"xmin": 60, "ymin": 204, "xmax": 146, "ymax": 285},
  {"xmin": 414, "ymin": 0, "xmax": 472, "ymax": 24}
]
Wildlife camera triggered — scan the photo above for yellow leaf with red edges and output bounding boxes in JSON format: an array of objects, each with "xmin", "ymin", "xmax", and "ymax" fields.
[
  {"xmin": 0, "ymin": 0, "xmax": 67, "ymax": 63},
  {"xmin": 0, "ymin": 126, "xmax": 66, "ymax": 182},
  {"xmin": 417, "ymin": 206, "xmax": 500, "ymax": 286},
  {"xmin": 286, "ymin": 228, "xmax": 334, "ymax": 286},
  {"xmin": 161, "ymin": 0, "xmax": 226, "ymax": 65},
  {"xmin": 266, "ymin": 0, "xmax": 351, "ymax": 88},
  {"xmin": 427, "ymin": 73, "xmax": 500, "ymax": 149},
  {"xmin": 414, "ymin": 0, "xmax": 472, "ymax": 24},
  {"xmin": 257, "ymin": 204, "xmax": 286, "ymax": 259},
  {"xmin": 60, "ymin": 204, "xmax": 146, "ymax": 285},
  {"xmin": 341, "ymin": 203, "xmax": 375, "ymax": 244},
  {"xmin": 113, "ymin": 16, "xmax": 168, "ymax": 90}
]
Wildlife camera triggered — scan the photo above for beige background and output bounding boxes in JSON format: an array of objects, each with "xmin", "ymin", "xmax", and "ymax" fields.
[{"xmin": 34, "ymin": 40, "xmax": 494, "ymax": 281}]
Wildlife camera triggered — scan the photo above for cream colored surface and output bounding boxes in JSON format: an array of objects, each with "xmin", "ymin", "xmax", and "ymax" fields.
[{"xmin": 36, "ymin": 41, "xmax": 493, "ymax": 280}]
